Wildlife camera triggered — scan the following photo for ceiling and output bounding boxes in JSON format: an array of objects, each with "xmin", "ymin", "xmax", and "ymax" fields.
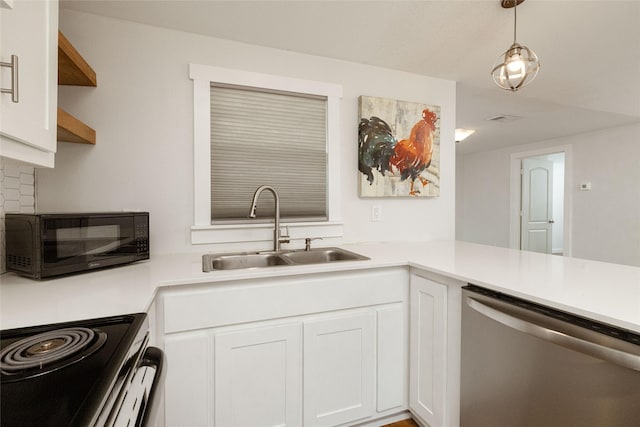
[{"xmin": 60, "ymin": 0, "xmax": 640, "ymax": 154}]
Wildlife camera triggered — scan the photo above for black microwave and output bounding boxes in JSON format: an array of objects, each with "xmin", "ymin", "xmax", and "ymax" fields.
[{"xmin": 4, "ymin": 212, "xmax": 149, "ymax": 279}]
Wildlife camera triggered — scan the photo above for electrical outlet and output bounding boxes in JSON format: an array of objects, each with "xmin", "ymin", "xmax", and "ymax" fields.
[{"xmin": 371, "ymin": 205, "xmax": 381, "ymax": 222}]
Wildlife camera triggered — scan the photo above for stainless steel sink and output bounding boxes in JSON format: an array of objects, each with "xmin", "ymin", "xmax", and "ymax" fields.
[
  {"xmin": 203, "ymin": 247, "xmax": 369, "ymax": 271},
  {"xmin": 278, "ymin": 248, "xmax": 369, "ymax": 264},
  {"xmin": 203, "ymin": 252, "xmax": 289, "ymax": 271}
]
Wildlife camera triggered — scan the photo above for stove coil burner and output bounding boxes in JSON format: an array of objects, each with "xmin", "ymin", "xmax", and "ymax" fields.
[{"xmin": 0, "ymin": 327, "xmax": 106, "ymax": 380}]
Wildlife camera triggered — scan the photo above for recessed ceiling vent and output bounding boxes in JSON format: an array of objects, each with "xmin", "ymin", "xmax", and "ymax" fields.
[{"xmin": 486, "ymin": 114, "xmax": 523, "ymax": 123}]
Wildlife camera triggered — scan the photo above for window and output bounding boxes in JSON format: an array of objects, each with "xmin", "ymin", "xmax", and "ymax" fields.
[
  {"xmin": 190, "ymin": 64, "xmax": 343, "ymax": 245},
  {"xmin": 210, "ymin": 84, "xmax": 327, "ymax": 222}
]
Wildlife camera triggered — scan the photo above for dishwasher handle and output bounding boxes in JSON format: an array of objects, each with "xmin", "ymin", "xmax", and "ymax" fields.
[{"xmin": 466, "ymin": 295, "xmax": 640, "ymax": 372}]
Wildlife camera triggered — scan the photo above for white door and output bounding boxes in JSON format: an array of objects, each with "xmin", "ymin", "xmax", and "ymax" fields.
[
  {"xmin": 409, "ymin": 275, "xmax": 447, "ymax": 427},
  {"xmin": 521, "ymin": 158, "xmax": 554, "ymax": 254},
  {"xmin": 303, "ymin": 311, "xmax": 375, "ymax": 427},
  {"xmin": 215, "ymin": 323, "xmax": 302, "ymax": 427}
]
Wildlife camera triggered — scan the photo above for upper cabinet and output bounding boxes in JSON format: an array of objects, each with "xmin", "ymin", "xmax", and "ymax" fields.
[
  {"xmin": 57, "ymin": 31, "xmax": 96, "ymax": 145},
  {"xmin": 0, "ymin": 0, "xmax": 58, "ymax": 167}
]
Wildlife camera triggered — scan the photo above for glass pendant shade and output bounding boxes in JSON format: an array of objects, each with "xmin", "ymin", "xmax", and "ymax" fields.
[
  {"xmin": 491, "ymin": 0, "xmax": 540, "ymax": 92},
  {"xmin": 492, "ymin": 42, "xmax": 540, "ymax": 91}
]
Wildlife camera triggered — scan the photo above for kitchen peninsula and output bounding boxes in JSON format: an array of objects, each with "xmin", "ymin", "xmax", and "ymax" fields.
[
  {"xmin": 2, "ymin": 240, "xmax": 638, "ymax": 332},
  {"xmin": 2, "ymin": 240, "xmax": 639, "ymax": 427}
]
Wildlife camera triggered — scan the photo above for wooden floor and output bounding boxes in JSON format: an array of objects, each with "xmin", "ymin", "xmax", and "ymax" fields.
[{"xmin": 383, "ymin": 419, "xmax": 420, "ymax": 427}]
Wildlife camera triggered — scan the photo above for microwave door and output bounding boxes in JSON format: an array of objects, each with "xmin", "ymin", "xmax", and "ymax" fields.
[
  {"xmin": 84, "ymin": 240, "xmax": 121, "ymax": 256},
  {"xmin": 44, "ymin": 220, "xmax": 136, "ymax": 267},
  {"xmin": 84, "ymin": 237, "xmax": 134, "ymax": 256},
  {"xmin": 55, "ymin": 238, "xmax": 124, "ymax": 257}
]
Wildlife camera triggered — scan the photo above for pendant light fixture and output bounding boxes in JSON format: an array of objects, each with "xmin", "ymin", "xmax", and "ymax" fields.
[{"xmin": 491, "ymin": 0, "xmax": 540, "ymax": 91}]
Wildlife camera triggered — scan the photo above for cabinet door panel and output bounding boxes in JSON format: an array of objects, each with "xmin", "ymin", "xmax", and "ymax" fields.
[
  {"xmin": 215, "ymin": 323, "xmax": 302, "ymax": 427},
  {"xmin": 377, "ymin": 305, "xmax": 407, "ymax": 412},
  {"xmin": 164, "ymin": 331, "xmax": 210, "ymax": 427},
  {"xmin": 410, "ymin": 276, "xmax": 447, "ymax": 427},
  {"xmin": 0, "ymin": 0, "xmax": 57, "ymax": 161},
  {"xmin": 304, "ymin": 312, "xmax": 375, "ymax": 427}
]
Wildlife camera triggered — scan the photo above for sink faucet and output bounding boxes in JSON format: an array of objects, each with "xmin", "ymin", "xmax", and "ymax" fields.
[{"xmin": 249, "ymin": 185, "xmax": 290, "ymax": 251}]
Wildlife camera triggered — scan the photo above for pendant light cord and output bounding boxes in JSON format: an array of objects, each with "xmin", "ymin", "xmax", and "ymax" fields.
[{"xmin": 513, "ymin": 0, "xmax": 518, "ymax": 42}]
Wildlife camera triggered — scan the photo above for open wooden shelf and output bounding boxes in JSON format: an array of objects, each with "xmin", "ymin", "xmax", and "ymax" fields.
[
  {"xmin": 57, "ymin": 31, "xmax": 97, "ymax": 144},
  {"xmin": 58, "ymin": 31, "xmax": 97, "ymax": 87},
  {"xmin": 57, "ymin": 108, "xmax": 96, "ymax": 145}
]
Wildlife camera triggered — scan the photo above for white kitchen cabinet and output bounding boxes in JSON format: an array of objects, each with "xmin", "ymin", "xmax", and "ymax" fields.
[
  {"xmin": 0, "ymin": 0, "xmax": 58, "ymax": 167},
  {"xmin": 164, "ymin": 331, "xmax": 210, "ymax": 427},
  {"xmin": 303, "ymin": 311, "xmax": 375, "ymax": 427},
  {"xmin": 215, "ymin": 323, "xmax": 302, "ymax": 427},
  {"xmin": 376, "ymin": 305, "xmax": 407, "ymax": 413},
  {"xmin": 409, "ymin": 275, "xmax": 447, "ymax": 427},
  {"xmin": 158, "ymin": 267, "xmax": 409, "ymax": 427}
]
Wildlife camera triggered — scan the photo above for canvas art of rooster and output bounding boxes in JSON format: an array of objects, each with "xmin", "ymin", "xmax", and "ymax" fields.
[{"xmin": 359, "ymin": 108, "xmax": 438, "ymax": 196}]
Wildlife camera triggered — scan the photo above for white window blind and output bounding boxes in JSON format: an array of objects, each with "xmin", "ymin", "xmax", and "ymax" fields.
[{"xmin": 210, "ymin": 84, "xmax": 328, "ymax": 222}]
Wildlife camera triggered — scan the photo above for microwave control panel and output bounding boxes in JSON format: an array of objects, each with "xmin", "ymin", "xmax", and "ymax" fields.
[{"xmin": 134, "ymin": 214, "xmax": 150, "ymax": 259}]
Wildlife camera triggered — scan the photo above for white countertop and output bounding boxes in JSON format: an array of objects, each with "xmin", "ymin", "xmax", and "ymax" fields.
[{"xmin": 1, "ymin": 240, "xmax": 639, "ymax": 333}]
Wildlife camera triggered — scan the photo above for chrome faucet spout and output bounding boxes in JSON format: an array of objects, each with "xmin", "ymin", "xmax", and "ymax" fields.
[
  {"xmin": 248, "ymin": 185, "xmax": 288, "ymax": 251},
  {"xmin": 249, "ymin": 204, "xmax": 258, "ymax": 218}
]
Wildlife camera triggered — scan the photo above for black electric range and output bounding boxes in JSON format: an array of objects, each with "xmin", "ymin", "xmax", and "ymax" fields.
[{"xmin": 1, "ymin": 313, "xmax": 165, "ymax": 427}]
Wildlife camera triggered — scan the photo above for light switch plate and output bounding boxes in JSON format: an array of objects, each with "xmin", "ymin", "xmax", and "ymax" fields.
[{"xmin": 371, "ymin": 205, "xmax": 381, "ymax": 222}]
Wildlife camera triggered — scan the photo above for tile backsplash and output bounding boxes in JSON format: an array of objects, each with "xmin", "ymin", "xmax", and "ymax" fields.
[{"xmin": 0, "ymin": 158, "xmax": 36, "ymax": 273}]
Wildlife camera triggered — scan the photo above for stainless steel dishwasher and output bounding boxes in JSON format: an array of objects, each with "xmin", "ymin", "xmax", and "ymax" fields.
[{"xmin": 461, "ymin": 284, "xmax": 640, "ymax": 427}]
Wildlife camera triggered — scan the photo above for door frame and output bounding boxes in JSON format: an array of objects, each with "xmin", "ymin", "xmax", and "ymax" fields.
[{"xmin": 509, "ymin": 144, "xmax": 573, "ymax": 256}]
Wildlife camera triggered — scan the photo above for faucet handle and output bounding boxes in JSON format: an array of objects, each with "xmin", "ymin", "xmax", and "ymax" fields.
[
  {"xmin": 279, "ymin": 225, "xmax": 290, "ymax": 245},
  {"xmin": 304, "ymin": 237, "xmax": 323, "ymax": 251}
]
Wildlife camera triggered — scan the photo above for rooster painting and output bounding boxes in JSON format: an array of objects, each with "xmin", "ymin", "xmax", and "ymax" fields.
[{"xmin": 358, "ymin": 96, "xmax": 440, "ymax": 197}]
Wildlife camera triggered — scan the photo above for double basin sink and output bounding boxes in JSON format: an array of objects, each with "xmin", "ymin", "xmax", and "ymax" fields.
[{"xmin": 203, "ymin": 247, "xmax": 369, "ymax": 271}]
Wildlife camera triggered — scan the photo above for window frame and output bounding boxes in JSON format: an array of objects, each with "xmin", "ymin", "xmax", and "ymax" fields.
[{"xmin": 189, "ymin": 64, "xmax": 344, "ymax": 245}]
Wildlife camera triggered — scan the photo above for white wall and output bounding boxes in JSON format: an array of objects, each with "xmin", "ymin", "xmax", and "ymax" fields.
[
  {"xmin": 455, "ymin": 148, "xmax": 511, "ymax": 247},
  {"xmin": 571, "ymin": 124, "xmax": 640, "ymax": 266},
  {"xmin": 37, "ymin": 10, "xmax": 456, "ymax": 255},
  {"xmin": 456, "ymin": 123, "xmax": 640, "ymax": 267}
]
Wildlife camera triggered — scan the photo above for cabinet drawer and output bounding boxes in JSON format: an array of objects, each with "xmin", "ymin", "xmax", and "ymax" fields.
[{"xmin": 161, "ymin": 267, "xmax": 407, "ymax": 333}]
